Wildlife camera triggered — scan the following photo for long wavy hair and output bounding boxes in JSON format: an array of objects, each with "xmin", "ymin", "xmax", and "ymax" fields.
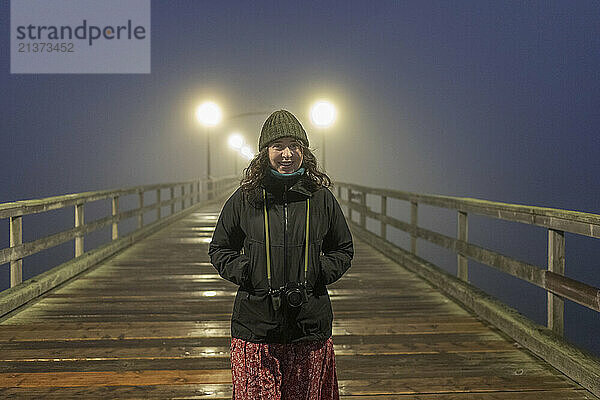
[{"xmin": 240, "ymin": 145, "xmax": 331, "ymax": 195}]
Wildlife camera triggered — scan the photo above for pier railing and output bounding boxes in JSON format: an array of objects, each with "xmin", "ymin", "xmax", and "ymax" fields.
[
  {"xmin": 335, "ymin": 181, "xmax": 600, "ymax": 396},
  {"xmin": 0, "ymin": 176, "xmax": 238, "ymax": 315}
]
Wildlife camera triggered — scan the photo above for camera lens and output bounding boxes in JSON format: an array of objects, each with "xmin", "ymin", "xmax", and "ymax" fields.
[{"xmin": 287, "ymin": 289, "xmax": 303, "ymax": 308}]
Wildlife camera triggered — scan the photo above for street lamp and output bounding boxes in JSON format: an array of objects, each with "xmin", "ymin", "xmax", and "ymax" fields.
[
  {"xmin": 228, "ymin": 132, "xmax": 244, "ymax": 150},
  {"xmin": 310, "ymin": 100, "xmax": 337, "ymax": 171},
  {"xmin": 195, "ymin": 101, "xmax": 223, "ymax": 179},
  {"xmin": 241, "ymin": 145, "xmax": 255, "ymax": 161},
  {"xmin": 228, "ymin": 132, "xmax": 245, "ymax": 175},
  {"xmin": 195, "ymin": 101, "xmax": 222, "ymax": 127}
]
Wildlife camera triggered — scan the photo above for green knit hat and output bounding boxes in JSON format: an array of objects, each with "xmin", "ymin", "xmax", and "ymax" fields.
[{"xmin": 259, "ymin": 110, "xmax": 309, "ymax": 150}]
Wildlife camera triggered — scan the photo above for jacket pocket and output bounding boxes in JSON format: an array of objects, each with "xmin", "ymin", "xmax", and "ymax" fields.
[
  {"xmin": 247, "ymin": 240, "xmax": 268, "ymax": 294},
  {"xmin": 306, "ymin": 239, "xmax": 323, "ymax": 293},
  {"xmin": 234, "ymin": 292, "xmax": 279, "ymax": 340},
  {"xmin": 295, "ymin": 293, "xmax": 332, "ymax": 336}
]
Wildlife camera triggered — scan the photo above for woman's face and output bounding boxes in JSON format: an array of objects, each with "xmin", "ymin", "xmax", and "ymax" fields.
[{"xmin": 268, "ymin": 137, "xmax": 304, "ymax": 174}]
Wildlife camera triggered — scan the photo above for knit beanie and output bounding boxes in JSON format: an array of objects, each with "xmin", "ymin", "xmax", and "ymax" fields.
[{"xmin": 259, "ymin": 110, "xmax": 309, "ymax": 150}]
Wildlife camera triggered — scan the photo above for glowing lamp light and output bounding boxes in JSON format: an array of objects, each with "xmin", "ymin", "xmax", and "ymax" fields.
[
  {"xmin": 196, "ymin": 101, "xmax": 222, "ymax": 126},
  {"xmin": 228, "ymin": 133, "xmax": 244, "ymax": 150},
  {"xmin": 241, "ymin": 146, "xmax": 254, "ymax": 160},
  {"xmin": 310, "ymin": 100, "xmax": 336, "ymax": 128}
]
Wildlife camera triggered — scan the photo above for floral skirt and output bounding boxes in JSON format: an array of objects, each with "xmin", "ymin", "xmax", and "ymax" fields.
[{"xmin": 230, "ymin": 337, "xmax": 340, "ymax": 400}]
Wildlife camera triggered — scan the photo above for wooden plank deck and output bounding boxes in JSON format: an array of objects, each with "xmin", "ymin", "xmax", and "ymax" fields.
[{"xmin": 0, "ymin": 203, "xmax": 597, "ymax": 399}]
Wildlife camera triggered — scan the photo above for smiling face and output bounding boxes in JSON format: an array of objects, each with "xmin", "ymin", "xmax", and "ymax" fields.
[{"xmin": 268, "ymin": 137, "xmax": 304, "ymax": 174}]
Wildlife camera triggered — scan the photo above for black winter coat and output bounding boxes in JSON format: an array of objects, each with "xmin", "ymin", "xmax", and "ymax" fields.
[{"xmin": 208, "ymin": 173, "xmax": 353, "ymax": 343}]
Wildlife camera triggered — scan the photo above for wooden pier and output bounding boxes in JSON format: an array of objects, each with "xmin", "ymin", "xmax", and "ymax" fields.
[{"xmin": 0, "ymin": 203, "xmax": 597, "ymax": 399}]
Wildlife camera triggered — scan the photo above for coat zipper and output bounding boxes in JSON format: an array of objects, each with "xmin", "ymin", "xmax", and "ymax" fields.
[{"xmin": 283, "ymin": 184, "xmax": 288, "ymax": 285}]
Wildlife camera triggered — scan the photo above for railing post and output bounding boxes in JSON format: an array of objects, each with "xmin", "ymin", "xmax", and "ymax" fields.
[
  {"xmin": 156, "ymin": 189, "xmax": 161, "ymax": 220},
  {"xmin": 359, "ymin": 191, "xmax": 366, "ymax": 228},
  {"xmin": 410, "ymin": 201, "xmax": 418, "ymax": 255},
  {"xmin": 112, "ymin": 196, "xmax": 119, "ymax": 240},
  {"xmin": 457, "ymin": 211, "xmax": 469, "ymax": 282},
  {"xmin": 380, "ymin": 195, "xmax": 387, "ymax": 240},
  {"xmin": 197, "ymin": 180, "xmax": 201, "ymax": 203},
  {"xmin": 138, "ymin": 190, "xmax": 144, "ymax": 228},
  {"xmin": 75, "ymin": 203, "xmax": 84, "ymax": 257},
  {"xmin": 170, "ymin": 187, "xmax": 175, "ymax": 214},
  {"xmin": 348, "ymin": 188, "xmax": 353, "ymax": 222},
  {"xmin": 10, "ymin": 216, "xmax": 23, "ymax": 287},
  {"xmin": 181, "ymin": 186, "xmax": 185, "ymax": 210},
  {"xmin": 548, "ymin": 229, "xmax": 565, "ymax": 336}
]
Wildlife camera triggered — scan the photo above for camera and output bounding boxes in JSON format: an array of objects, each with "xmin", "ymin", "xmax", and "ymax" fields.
[
  {"xmin": 284, "ymin": 282, "xmax": 309, "ymax": 308},
  {"xmin": 269, "ymin": 282, "xmax": 308, "ymax": 310}
]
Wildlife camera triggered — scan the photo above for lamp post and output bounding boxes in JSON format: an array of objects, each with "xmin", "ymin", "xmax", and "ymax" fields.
[
  {"xmin": 195, "ymin": 101, "xmax": 223, "ymax": 179},
  {"xmin": 310, "ymin": 100, "xmax": 337, "ymax": 171},
  {"xmin": 196, "ymin": 101, "xmax": 222, "ymax": 200}
]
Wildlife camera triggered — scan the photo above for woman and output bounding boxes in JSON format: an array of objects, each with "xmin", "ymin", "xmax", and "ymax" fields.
[{"xmin": 209, "ymin": 109, "xmax": 353, "ymax": 399}]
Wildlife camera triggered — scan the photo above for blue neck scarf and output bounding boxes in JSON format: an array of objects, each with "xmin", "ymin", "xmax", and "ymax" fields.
[{"xmin": 269, "ymin": 167, "xmax": 305, "ymax": 179}]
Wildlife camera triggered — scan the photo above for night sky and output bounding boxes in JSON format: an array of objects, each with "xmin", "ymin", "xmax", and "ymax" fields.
[{"xmin": 1, "ymin": 2, "xmax": 599, "ymax": 355}]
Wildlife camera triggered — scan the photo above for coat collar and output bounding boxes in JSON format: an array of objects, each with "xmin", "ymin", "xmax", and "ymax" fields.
[{"xmin": 261, "ymin": 171, "xmax": 314, "ymax": 199}]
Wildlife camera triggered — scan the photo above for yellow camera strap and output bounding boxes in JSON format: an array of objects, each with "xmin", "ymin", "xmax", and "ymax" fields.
[
  {"xmin": 263, "ymin": 188, "xmax": 309, "ymax": 287},
  {"xmin": 263, "ymin": 189, "xmax": 272, "ymax": 283},
  {"xmin": 305, "ymin": 194, "xmax": 310, "ymax": 278}
]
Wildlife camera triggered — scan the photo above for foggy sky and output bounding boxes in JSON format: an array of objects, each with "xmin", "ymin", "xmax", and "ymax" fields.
[{"xmin": 1, "ymin": 1, "xmax": 599, "ymax": 355}]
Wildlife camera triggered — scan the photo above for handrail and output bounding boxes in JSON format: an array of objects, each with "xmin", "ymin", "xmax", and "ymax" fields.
[
  {"xmin": 0, "ymin": 180, "xmax": 203, "ymax": 219},
  {"xmin": 337, "ymin": 182, "xmax": 600, "ymax": 238},
  {"xmin": 334, "ymin": 181, "xmax": 600, "ymax": 337},
  {"xmin": 334, "ymin": 181, "xmax": 600, "ymax": 397},
  {"xmin": 1, "ymin": 176, "xmax": 239, "ymax": 289}
]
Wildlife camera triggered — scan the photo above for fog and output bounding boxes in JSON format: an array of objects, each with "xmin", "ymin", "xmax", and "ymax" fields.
[{"xmin": 1, "ymin": 1, "xmax": 599, "ymax": 356}]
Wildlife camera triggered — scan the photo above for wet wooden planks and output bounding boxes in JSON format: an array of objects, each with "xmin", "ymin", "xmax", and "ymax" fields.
[{"xmin": 0, "ymin": 204, "xmax": 597, "ymax": 399}]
